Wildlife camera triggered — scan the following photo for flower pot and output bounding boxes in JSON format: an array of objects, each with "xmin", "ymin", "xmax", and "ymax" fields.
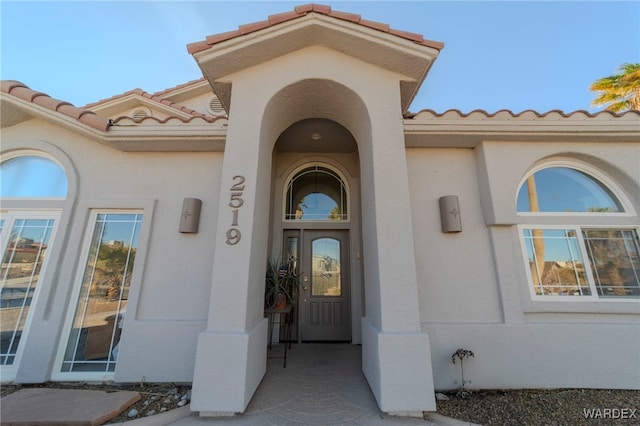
[{"xmin": 273, "ymin": 292, "xmax": 287, "ymax": 309}]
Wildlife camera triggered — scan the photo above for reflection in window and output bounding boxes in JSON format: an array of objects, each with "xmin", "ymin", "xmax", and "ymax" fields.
[
  {"xmin": 583, "ymin": 229, "xmax": 640, "ymax": 297},
  {"xmin": 311, "ymin": 238, "xmax": 341, "ymax": 296},
  {"xmin": 1, "ymin": 218, "xmax": 55, "ymax": 365},
  {"xmin": 522, "ymin": 228, "xmax": 640, "ymax": 298},
  {"xmin": 62, "ymin": 213, "xmax": 142, "ymax": 373},
  {"xmin": 517, "ymin": 167, "xmax": 622, "ymax": 213},
  {"xmin": 285, "ymin": 166, "xmax": 347, "ymax": 221},
  {"xmin": 523, "ymin": 229, "xmax": 590, "ymax": 296},
  {"xmin": 0, "ymin": 156, "xmax": 68, "ymax": 198}
]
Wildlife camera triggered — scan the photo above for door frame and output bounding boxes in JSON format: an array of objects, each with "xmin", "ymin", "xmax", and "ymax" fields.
[
  {"xmin": 285, "ymin": 229, "xmax": 351, "ymax": 342},
  {"xmin": 275, "ymin": 157, "xmax": 363, "ymax": 344}
]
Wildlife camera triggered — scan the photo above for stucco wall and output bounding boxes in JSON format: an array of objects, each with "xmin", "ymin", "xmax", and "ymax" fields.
[
  {"xmin": 407, "ymin": 148, "xmax": 502, "ymax": 324},
  {"xmin": 2, "ymin": 119, "xmax": 222, "ymax": 382},
  {"xmin": 408, "ymin": 142, "xmax": 640, "ymax": 390}
]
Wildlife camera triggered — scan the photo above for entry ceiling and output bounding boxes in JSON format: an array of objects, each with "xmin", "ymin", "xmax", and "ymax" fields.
[{"xmin": 275, "ymin": 118, "xmax": 357, "ymax": 153}]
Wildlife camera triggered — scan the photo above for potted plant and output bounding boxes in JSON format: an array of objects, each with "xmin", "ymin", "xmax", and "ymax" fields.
[{"xmin": 265, "ymin": 257, "xmax": 298, "ymax": 309}]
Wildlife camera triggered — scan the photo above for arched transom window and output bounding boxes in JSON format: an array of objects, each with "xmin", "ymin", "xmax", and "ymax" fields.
[
  {"xmin": 0, "ymin": 155, "xmax": 68, "ymax": 198},
  {"xmin": 517, "ymin": 166, "xmax": 622, "ymax": 213},
  {"xmin": 516, "ymin": 165, "xmax": 639, "ymax": 299},
  {"xmin": 285, "ymin": 165, "xmax": 348, "ymax": 221}
]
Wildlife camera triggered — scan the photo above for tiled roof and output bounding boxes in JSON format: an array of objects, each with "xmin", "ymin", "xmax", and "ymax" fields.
[
  {"xmin": 187, "ymin": 3, "xmax": 444, "ymax": 54},
  {"xmin": 1, "ymin": 80, "xmax": 111, "ymax": 131},
  {"xmin": 150, "ymin": 78, "xmax": 207, "ymax": 98},
  {"xmin": 405, "ymin": 108, "xmax": 640, "ymax": 120},
  {"xmin": 84, "ymin": 85, "xmax": 220, "ymax": 121},
  {"xmin": 83, "ymin": 79, "xmax": 207, "ymax": 108},
  {"xmin": 4, "ymin": 80, "xmax": 637, "ymax": 134}
]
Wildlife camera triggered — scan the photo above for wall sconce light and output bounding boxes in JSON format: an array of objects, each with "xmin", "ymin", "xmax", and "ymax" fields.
[
  {"xmin": 439, "ymin": 195, "xmax": 462, "ymax": 233},
  {"xmin": 179, "ymin": 198, "xmax": 202, "ymax": 233}
]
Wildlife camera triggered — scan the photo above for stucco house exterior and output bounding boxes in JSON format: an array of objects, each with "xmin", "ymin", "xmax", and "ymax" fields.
[{"xmin": 1, "ymin": 4, "xmax": 638, "ymax": 417}]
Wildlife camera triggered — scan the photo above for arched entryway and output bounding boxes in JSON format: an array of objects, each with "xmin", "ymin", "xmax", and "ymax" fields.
[
  {"xmin": 192, "ymin": 69, "xmax": 435, "ymax": 415},
  {"xmin": 271, "ymin": 118, "xmax": 362, "ymax": 343}
]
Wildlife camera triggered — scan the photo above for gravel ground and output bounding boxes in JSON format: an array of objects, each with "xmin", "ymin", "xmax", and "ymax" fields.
[
  {"xmin": 436, "ymin": 389, "xmax": 640, "ymax": 426},
  {"xmin": 2, "ymin": 383, "xmax": 638, "ymax": 425}
]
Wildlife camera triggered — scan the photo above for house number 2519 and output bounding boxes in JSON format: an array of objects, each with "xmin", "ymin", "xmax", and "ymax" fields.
[{"xmin": 226, "ymin": 175, "xmax": 245, "ymax": 245}]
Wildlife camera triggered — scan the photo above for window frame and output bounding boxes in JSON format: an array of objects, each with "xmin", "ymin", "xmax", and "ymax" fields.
[
  {"xmin": 0, "ymin": 210, "xmax": 62, "ymax": 380},
  {"xmin": 282, "ymin": 163, "xmax": 351, "ymax": 223},
  {"xmin": 518, "ymin": 224, "xmax": 640, "ymax": 302},
  {"xmin": 52, "ymin": 208, "xmax": 146, "ymax": 381},
  {"xmin": 516, "ymin": 160, "xmax": 639, "ymax": 304}
]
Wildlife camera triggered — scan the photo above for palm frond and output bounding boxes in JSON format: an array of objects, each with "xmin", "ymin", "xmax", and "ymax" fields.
[{"xmin": 590, "ymin": 63, "xmax": 640, "ymax": 111}]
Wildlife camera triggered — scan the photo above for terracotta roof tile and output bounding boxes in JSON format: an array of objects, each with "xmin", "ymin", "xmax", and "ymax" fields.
[
  {"xmin": 187, "ymin": 3, "xmax": 444, "ymax": 55},
  {"xmin": 327, "ymin": 10, "xmax": 361, "ymax": 23},
  {"xmin": 389, "ymin": 28, "xmax": 424, "ymax": 44},
  {"xmin": 150, "ymin": 78, "xmax": 207, "ymax": 97},
  {"xmin": 205, "ymin": 30, "xmax": 242, "ymax": 46},
  {"xmin": 1, "ymin": 80, "xmax": 111, "ymax": 132},
  {"xmin": 267, "ymin": 10, "xmax": 300, "ymax": 26},
  {"xmin": 110, "ymin": 115, "xmax": 224, "ymax": 125},
  {"xmin": 83, "ymin": 88, "xmax": 145, "ymax": 108},
  {"xmin": 186, "ymin": 41, "xmax": 211, "ymax": 55},
  {"xmin": 358, "ymin": 19, "xmax": 389, "ymax": 33},
  {"xmin": 405, "ymin": 108, "xmax": 640, "ymax": 119},
  {"xmin": 239, "ymin": 20, "xmax": 272, "ymax": 35},
  {"xmin": 83, "ymin": 84, "xmax": 224, "ymax": 120}
]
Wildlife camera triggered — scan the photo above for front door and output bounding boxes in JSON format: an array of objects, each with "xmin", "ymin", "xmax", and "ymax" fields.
[{"xmin": 300, "ymin": 230, "xmax": 350, "ymax": 341}]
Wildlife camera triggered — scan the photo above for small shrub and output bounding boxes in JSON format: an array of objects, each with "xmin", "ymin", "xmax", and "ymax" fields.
[{"xmin": 451, "ymin": 348, "xmax": 474, "ymax": 398}]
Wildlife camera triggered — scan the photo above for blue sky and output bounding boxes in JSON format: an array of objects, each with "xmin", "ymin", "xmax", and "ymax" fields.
[{"xmin": 1, "ymin": 1, "xmax": 638, "ymax": 113}]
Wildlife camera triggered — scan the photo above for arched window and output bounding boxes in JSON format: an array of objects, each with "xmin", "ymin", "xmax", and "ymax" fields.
[
  {"xmin": 285, "ymin": 165, "xmax": 348, "ymax": 221},
  {"xmin": 0, "ymin": 154, "xmax": 67, "ymax": 372},
  {"xmin": 517, "ymin": 166, "xmax": 622, "ymax": 213},
  {"xmin": 517, "ymin": 165, "xmax": 639, "ymax": 299},
  {"xmin": 0, "ymin": 155, "xmax": 68, "ymax": 198}
]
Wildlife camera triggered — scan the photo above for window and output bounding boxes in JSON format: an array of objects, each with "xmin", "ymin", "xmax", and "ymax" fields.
[
  {"xmin": 1, "ymin": 215, "xmax": 58, "ymax": 365},
  {"xmin": 0, "ymin": 154, "xmax": 65, "ymax": 375},
  {"xmin": 61, "ymin": 212, "xmax": 143, "ymax": 373},
  {"xmin": 285, "ymin": 166, "xmax": 348, "ymax": 221},
  {"xmin": 518, "ymin": 165, "xmax": 639, "ymax": 299},
  {"xmin": 0, "ymin": 155, "xmax": 67, "ymax": 198}
]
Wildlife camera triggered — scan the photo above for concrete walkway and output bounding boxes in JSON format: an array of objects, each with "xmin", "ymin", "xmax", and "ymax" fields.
[
  {"xmin": 132, "ymin": 343, "xmax": 465, "ymax": 426},
  {"xmin": 1, "ymin": 344, "xmax": 471, "ymax": 426}
]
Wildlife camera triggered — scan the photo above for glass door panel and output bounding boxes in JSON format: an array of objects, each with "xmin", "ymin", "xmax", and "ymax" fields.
[
  {"xmin": 1, "ymin": 217, "xmax": 56, "ymax": 365},
  {"xmin": 61, "ymin": 213, "xmax": 142, "ymax": 373},
  {"xmin": 311, "ymin": 238, "xmax": 341, "ymax": 296}
]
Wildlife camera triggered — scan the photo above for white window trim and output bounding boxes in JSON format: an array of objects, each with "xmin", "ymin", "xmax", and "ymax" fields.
[
  {"xmin": 518, "ymin": 224, "xmax": 640, "ymax": 303},
  {"xmin": 52, "ymin": 208, "xmax": 145, "ymax": 382},
  {"xmin": 516, "ymin": 160, "xmax": 636, "ymax": 217},
  {"xmin": 0, "ymin": 210, "xmax": 61, "ymax": 381}
]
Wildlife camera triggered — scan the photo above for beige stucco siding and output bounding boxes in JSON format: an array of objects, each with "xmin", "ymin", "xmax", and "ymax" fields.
[
  {"xmin": 2, "ymin": 119, "xmax": 223, "ymax": 382},
  {"xmin": 409, "ymin": 141, "xmax": 640, "ymax": 391},
  {"xmin": 407, "ymin": 148, "xmax": 503, "ymax": 324}
]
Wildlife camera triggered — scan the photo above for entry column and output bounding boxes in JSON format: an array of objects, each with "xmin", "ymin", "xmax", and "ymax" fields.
[
  {"xmin": 190, "ymin": 93, "xmax": 272, "ymax": 416},
  {"xmin": 359, "ymin": 85, "xmax": 436, "ymax": 415}
]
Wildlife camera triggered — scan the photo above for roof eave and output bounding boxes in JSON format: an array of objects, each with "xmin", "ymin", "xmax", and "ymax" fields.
[
  {"xmin": 404, "ymin": 112, "xmax": 640, "ymax": 147},
  {"xmin": 1, "ymin": 94, "xmax": 227, "ymax": 152},
  {"xmin": 191, "ymin": 13, "xmax": 441, "ymax": 112}
]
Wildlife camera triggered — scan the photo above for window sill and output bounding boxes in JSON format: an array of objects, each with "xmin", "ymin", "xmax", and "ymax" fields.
[{"xmin": 522, "ymin": 298, "xmax": 640, "ymax": 315}]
